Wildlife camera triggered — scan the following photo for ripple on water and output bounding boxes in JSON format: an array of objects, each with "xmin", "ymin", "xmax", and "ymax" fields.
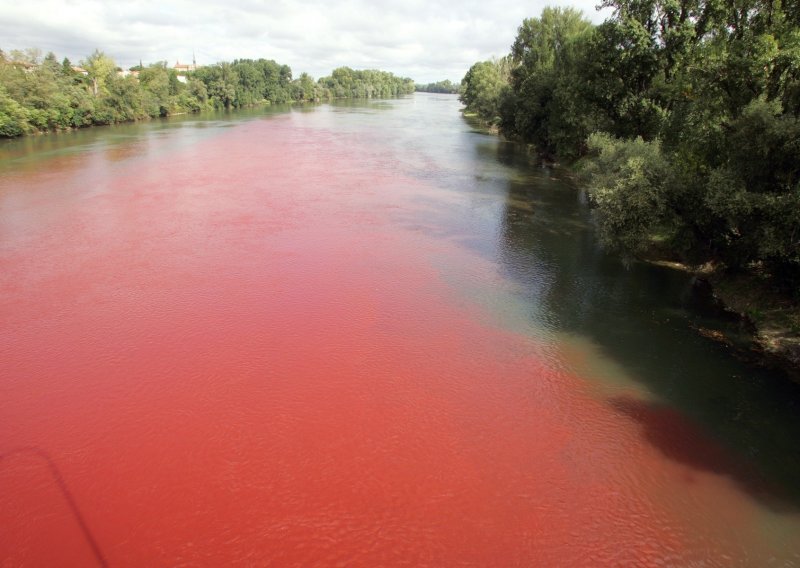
[{"xmin": 1, "ymin": 100, "xmax": 799, "ymax": 566}]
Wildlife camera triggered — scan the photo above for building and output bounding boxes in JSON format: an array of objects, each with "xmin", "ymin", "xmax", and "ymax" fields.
[
  {"xmin": 173, "ymin": 61, "xmax": 195, "ymax": 73},
  {"xmin": 174, "ymin": 56, "xmax": 199, "ymax": 83}
]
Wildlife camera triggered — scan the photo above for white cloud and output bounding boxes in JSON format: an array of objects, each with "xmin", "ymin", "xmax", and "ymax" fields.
[{"xmin": 1, "ymin": 0, "xmax": 609, "ymax": 83}]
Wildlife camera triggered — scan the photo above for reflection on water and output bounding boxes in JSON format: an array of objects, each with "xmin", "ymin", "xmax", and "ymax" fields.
[{"xmin": 484, "ymin": 140, "xmax": 800, "ymax": 511}]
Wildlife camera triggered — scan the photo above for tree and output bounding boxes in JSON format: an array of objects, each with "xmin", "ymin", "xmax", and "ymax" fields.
[
  {"xmin": 416, "ymin": 80, "xmax": 459, "ymax": 93},
  {"xmin": 461, "ymin": 3, "xmax": 800, "ymax": 289},
  {"xmin": 0, "ymin": 85, "xmax": 30, "ymax": 136},
  {"xmin": 82, "ymin": 50, "xmax": 117, "ymax": 96},
  {"xmin": 582, "ymin": 133, "xmax": 671, "ymax": 254},
  {"xmin": 502, "ymin": 7, "xmax": 594, "ymax": 156},
  {"xmin": 460, "ymin": 58, "xmax": 512, "ymax": 124}
]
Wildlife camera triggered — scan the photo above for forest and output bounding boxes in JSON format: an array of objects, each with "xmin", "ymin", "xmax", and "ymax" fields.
[
  {"xmin": 415, "ymin": 80, "xmax": 460, "ymax": 93},
  {"xmin": 460, "ymin": 1, "xmax": 800, "ymax": 296},
  {"xmin": 0, "ymin": 49, "xmax": 414, "ymax": 138}
]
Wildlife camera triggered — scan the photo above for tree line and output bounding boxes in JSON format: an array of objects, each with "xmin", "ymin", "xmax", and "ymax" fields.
[
  {"xmin": 415, "ymin": 80, "xmax": 459, "ymax": 94},
  {"xmin": 461, "ymin": 2, "xmax": 800, "ymax": 293},
  {"xmin": 0, "ymin": 48, "xmax": 414, "ymax": 138}
]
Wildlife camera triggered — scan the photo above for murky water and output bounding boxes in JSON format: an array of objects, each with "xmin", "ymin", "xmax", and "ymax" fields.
[{"xmin": 1, "ymin": 94, "xmax": 799, "ymax": 566}]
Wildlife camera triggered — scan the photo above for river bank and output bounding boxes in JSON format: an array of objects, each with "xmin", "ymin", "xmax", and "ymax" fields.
[
  {"xmin": 489, "ymin": 120, "xmax": 800, "ymax": 383},
  {"xmin": 702, "ymin": 268, "xmax": 799, "ymax": 381},
  {"xmin": 640, "ymin": 245, "xmax": 800, "ymax": 382}
]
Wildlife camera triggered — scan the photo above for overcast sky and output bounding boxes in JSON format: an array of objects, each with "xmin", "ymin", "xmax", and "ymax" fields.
[{"xmin": 2, "ymin": 0, "xmax": 609, "ymax": 83}]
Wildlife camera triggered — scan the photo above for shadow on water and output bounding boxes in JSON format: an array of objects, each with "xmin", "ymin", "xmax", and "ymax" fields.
[
  {"xmin": 0, "ymin": 447, "xmax": 107, "ymax": 566},
  {"xmin": 485, "ymin": 139, "xmax": 800, "ymax": 512},
  {"xmin": 203, "ymin": 97, "xmax": 800, "ymax": 515},
  {"xmin": 609, "ymin": 396, "xmax": 795, "ymax": 510}
]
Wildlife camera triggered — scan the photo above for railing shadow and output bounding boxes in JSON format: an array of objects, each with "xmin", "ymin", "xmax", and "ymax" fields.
[{"xmin": 0, "ymin": 447, "xmax": 108, "ymax": 567}]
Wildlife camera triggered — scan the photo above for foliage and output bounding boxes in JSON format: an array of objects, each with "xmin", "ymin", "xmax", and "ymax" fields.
[
  {"xmin": 461, "ymin": 2, "xmax": 800, "ymax": 290},
  {"xmin": 82, "ymin": 50, "xmax": 117, "ymax": 96},
  {"xmin": 415, "ymin": 80, "xmax": 459, "ymax": 94},
  {"xmin": 459, "ymin": 58, "xmax": 512, "ymax": 124},
  {"xmin": 582, "ymin": 133, "xmax": 670, "ymax": 254},
  {"xmin": 703, "ymin": 100, "xmax": 800, "ymax": 283},
  {"xmin": 505, "ymin": 7, "xmax": 594, "ymax": 157},
  {"xmin": 193, "ymin": 59, "xmax": 295, "ymax": 108},
  {"xmin": 317, "ymin": 67, "xmax": 414, "ymax": 99},
  {"xmin": 0, "ymin": 49, "xmax": 415, "ymax": 136},
  {"xmin": 0, "ymin": 85, "xmax": 30, "ymax": 136}
]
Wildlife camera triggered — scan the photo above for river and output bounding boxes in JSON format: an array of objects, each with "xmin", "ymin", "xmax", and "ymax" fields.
[{"xmin": 1, "ymin": 94, "xmax": 799, "ymax": 566}]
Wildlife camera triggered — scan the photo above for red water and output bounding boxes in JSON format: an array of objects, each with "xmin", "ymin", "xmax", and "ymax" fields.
[{"xmin": 0, "ymin": 115, "xmax": 791, "ymax": 565}]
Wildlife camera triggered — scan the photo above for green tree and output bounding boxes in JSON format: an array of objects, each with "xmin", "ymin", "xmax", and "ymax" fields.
[
  {"xmin": 503, "ymin": 7, "xmax": 593, "ymax": 156},
  {"xmin": 82, "ymin": 50, "xmax": 117, "ymax": 96},
  {"xmin": 460, "ymin": 58, "xmax": 512, "ymax": 124},
  {"xmin": 0, "ymin": 85, "xmax": 31, "ymax": 136},
  {"xmin": 582, "ymin": 133, "xmax": 671, "ymax": 254},
  {"xmin": 416, "ymin": 80, "xmax": 459, "ymax": 93}
]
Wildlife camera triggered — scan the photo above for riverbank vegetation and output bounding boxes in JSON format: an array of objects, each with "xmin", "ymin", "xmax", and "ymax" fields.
[
  {"xmin": 415, "ymin": 80, "xmax": 459, "ymax": 94},
  {"xmin": 461, "ymin": 2, "xmax": 799, "ymax": 371},
  {"xmin": 0, "ymin": 48, "xmax": 413, "ymax": 137}
]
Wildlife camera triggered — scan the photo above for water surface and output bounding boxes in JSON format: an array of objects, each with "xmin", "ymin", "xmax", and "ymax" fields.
[{"xmin": 1, "ymin": 94, "xmax": 799, "ymax": 566}]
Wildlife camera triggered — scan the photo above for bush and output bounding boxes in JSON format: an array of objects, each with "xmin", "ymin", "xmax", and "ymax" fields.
[
  {"xmin": 581, "ymin": 133, "xmax": 670, "ymax": 255},
  {"xmin": 0, "ymin": 87, "xmax": 31, "ymax": 136}
]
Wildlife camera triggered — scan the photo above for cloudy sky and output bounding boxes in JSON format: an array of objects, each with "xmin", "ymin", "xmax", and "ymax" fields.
[{"xmin": 2, "ymin": 0, "xmax": 609, "ymax": 83}]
